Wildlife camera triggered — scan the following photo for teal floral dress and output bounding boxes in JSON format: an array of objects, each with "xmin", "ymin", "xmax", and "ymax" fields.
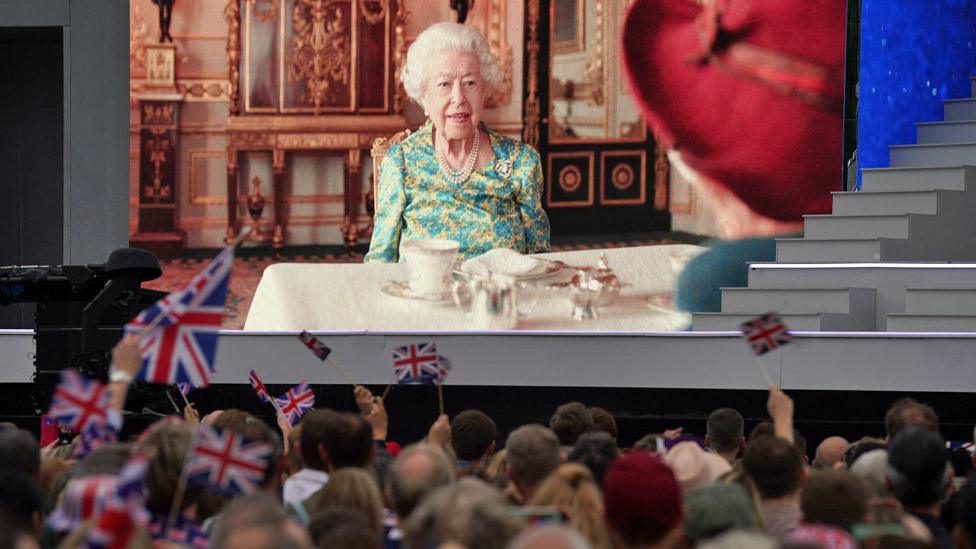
[{"xmin": 364, "ymin": 121, "xmax": 551, "ymax": 262}]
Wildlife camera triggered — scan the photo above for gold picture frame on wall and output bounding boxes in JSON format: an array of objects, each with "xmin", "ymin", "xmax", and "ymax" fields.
[{"xmin": 552, "ymin": 0, "xmax": 584, "ymax": 54}]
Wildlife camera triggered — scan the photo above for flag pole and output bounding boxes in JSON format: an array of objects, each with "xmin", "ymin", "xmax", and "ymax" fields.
[
  {"xmin": 437, "ymin": 383, "xmax": 445, "ymax": 416},
  {"xmin": 754, "ymin": 355, "xmax": 774, "ymax": 387},
  {"xmin": 178, "ymin": 388, "xmax": 192, "ymax": 410},
  {"xmin": 164, "ymin": 434, "xmax": 196, "ymax": 538},
  {"xmin": 165, "ymin": 391, "xmax": 181, "ymax": 415},
  {"xmin": 328, "ymin": 359, "xmax": 358, "ymax": 386}
]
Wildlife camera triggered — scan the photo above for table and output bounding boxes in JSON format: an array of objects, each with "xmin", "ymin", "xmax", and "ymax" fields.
[{"xmin": 243, "ymin": 245, "xmax": 707, "ymax": 332}]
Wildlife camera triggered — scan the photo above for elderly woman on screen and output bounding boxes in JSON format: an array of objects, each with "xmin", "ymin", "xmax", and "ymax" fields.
[{"xmin": 364, "ymin": 22, "xmax": 551, "ymax": 263}]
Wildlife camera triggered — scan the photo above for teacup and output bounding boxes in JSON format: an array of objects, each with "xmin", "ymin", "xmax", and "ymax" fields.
[{"xmin": 401, "ymin": 239, "xmax": 460, "ymax": 298}]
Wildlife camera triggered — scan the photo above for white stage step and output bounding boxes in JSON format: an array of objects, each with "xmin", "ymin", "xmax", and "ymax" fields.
[
  {"xmin": 803, "ymin": 214, "xmax": 918, "ymax": 239},
  {"xmin": 860, "ymin": 166, "xmax": 971, "ymax": 193},
  {"xmin": 904, "ymin": 288, "xmax": 976, "ymax": 315},
  {"xmin": 831, "ymin": 190, "xmax": 943, "ymax": 216},
  {"xmin": 945, "ymin": 99, "xmax": 976, "ymax": 122},
  {"xmin": 917, "ymin": 121, "xmax": 976, "ymax": 144},
  {"xmin": 886, "ymin": 314, "xmax": 976, "ymax": 332},
  {"xmin": 746, "ymin": 263, "xmax": 976, "ymax": 331},
  {"xmin": 691, "ymin": 311, "xmax": 871, "ymax": 331},
  {"xmin": 889, "ymin": 143, "xmax": 976, "ymax": 168},
  {"xmin": 776, "ymin": 238, "xmax": 890, "ymax": 262},
  {"xmin": 720, "ymin": 287, "xmax": 874, "ymax": 315}
]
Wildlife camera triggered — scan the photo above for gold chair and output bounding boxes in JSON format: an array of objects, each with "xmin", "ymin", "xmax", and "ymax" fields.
[{"xmin": 368, "ymin": 129, "xmax": 412, "ymax": 218}]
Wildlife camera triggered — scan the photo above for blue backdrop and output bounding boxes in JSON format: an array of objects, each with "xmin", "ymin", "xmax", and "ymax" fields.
[{"xmin": 858, "ymin": 0, "xmax": 976, "ymax": 186}]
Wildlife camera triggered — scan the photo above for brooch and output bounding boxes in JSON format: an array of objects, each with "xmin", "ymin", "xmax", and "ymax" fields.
[{"xmin": 496, "ymin": 159, "xmax": 512, "ymax": 177}]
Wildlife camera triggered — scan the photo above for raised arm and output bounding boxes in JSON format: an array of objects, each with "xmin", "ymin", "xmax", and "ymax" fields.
[
  {"xmin": 364, "ymin": 145, "xmax": 408, "ymax": 263},
  {"xmin": 515, "ymin": 145, "xmax": 551, "ymax": 254}
]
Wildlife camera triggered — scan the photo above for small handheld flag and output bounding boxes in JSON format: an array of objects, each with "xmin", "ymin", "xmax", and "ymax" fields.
[
  {"xmin": 125, "ymin": 245, "xmax": 234, "ymax": 388},
  {"xmin": 186, "ymin": 424, "xmax": 272, "ymax": 497},
  {"xmin": 274, "ymin": 381, "xmax": 315, "ymax": 426},
  {"xmin": 299, "ymin": 331, "xmax": 332, "ymax": 361},
  {"xmin": 48, "ymin": 369, "xmax": 110, "ymax": 433},
  {"xmin": 393, "ymin": 342, "xmax": 441, "ymax": 385},
  {"xmin": 740, "ymin": 312, "xmax": 793, "ymax": 356},
  {"xmin": 248, "ymin": 369, "xmax": 272, "ymax": 403}
]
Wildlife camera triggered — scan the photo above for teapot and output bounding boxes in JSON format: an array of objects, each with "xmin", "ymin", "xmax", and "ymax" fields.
[{"xmin": 452, "ymin": 274, "xmax": 532, "ymax": 330}]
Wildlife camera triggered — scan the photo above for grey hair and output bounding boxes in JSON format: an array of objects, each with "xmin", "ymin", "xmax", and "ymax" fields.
[
  {"xmin": 401, "ymin": 22, "xmax": 502, "ymax": 110},
  {"xmin": 403, "ymin": 477, "xmax": 524, "ymax": 549}
]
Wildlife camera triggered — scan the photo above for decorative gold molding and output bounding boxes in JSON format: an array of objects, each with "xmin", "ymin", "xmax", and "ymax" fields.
[
  {"xmin": 600, "ymin": 150, "xmax": 646, "ymax": 206},
  {"xmin": 583, "ymin": 0, "xmax": 605, "ymax": 86},
  {"xmin": 189, "ymin": 150, "xmax": 229, "ymax": 206},
  {"xmin": 287, "ymin": 0, "xmax": 354, "ymax": 114},
  {"xmin": 653, "ymin": 142, "xmax": 670, "ymax": 211},
  {"xmin": 129, "ymin": 4, "xmax": 149, "ymax": 77},
  {"xmin": 522, "ymin": 0, "xmax": 541, "ymax": 147},
  {"xmin": 245, "ymin": 0, "xmax": 279, "ymax": 22},
  {"xmin": 546, "ymin": 151, "xmax": 594, "ymax": 208},
  {"xmin": 224, "ymin": 0, "xmax": 242, "ymax": 115},
  {"xmin": 552, "ymin": 0, "xmax": 585, "ymax": 54},
  {"xmin": 180, "ymin": 214, "xmax": 346, "ymax": 230},
  {"xmin": 276, "ymin": 133, "xmax": 361, "ymax": 149},
  {"xmin": 177, "ymin": 79, "xmax": 231, "ymax": 102},
  {"xmin": 358, "ymin": 0, "xmax": 389, "ymax": 25},
  {"xmin": 475, "ymin": 0, "xmax": 513, "ymax": 108},
  {"xmin": 392, "ymin": 1, "xmax": 411, "ymax": 112}
]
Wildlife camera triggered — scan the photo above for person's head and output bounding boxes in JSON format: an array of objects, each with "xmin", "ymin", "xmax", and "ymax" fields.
[
  {"xmin": 137, "ymin": 421, "xmax": 196, "ymax": 513},
  {"xmin": 843, "ymin": 437, "xmax": 888, "ymax": 469},
  {"xmin": 603, "ymin": 452, "xmax": 683, "ymax": 548},
  {"xmin": 886, "ymin": 426, "xmax": 950, "ymax": 508},
  {"xmin": 849, "ymin": 448, "xmax": 891, "ymax": 497},
  {"xmin": 588, "ymin": 407, "xmax": 618, "ymax": 441},
  {"xmin": 223, "ymin": 415, "xmax": 285, "ymax": 491},
  {"xmin": 884, "ymin": 398, "xmax": 939, "ymax": 440},
  {"xmin": 748, "ymin": 421, "xmax": 807, "ymax": 457},
  {"xmin": 286, "ymin": 423, "xmax": 302, "ymax": 475},
  {"xmin": 210, "ymin": 408, "xmax": 254, "ymax": 431},
  {"xmin": 309, "ymin": 508, "xmax": 382, "ymax": 549},
  {"xmin": 800, "ymin": 470, "xmax": 869, "ymax": 530},
  {"xmin": 386, "ymin": 443, "xmax": 455, "ymax": 519},
  {"xmin": 506, "ymin": 524, "xmax": 592, "ymax": 549},
  {"xmin": 954, "ymin": 479, "xmax": 976, "ymax": 549},
  {"xmin": 742, "ymin": 435, "xmax": 804, "ymax": 500},
  {"xmin": 664, "ymin": 441, "xmax": 732, "ymax": 493},
  {"xmin": 401, "ymin": 22, "xmax": 502, "ymax": 143},
  {"xmin": 0, "ymin": 472, "xmax": 42, "ymax": 539},
  {"xmin": 301, "ymin": 409, "xmax": 373, "ymax": 472},
  {"xmin": 549, "ymin": 402, "xmax": 594, "ymax": 448},
  {"xmin": 812, "ymin": 436, "xmax": 850, "ymax": 469},
  {"xmin": 316, "ymin": 467, "xmax": 384, "ymax": 537},
  {"xmin": 403, "ymin": 477, "xmax": 525, "ymax": 549},
  {"xmin": 683, "ymin": 483, "xmax": 757, "ymax": 545},
  {"xmin": 451, "ymin": 410, "xmax": 497, "ymax": 463},
  {"xmin": 706, "ymin": 408, "xmax": 745, "ymax": 459},
  {"xmin": 527, "ymin": 463, "xmax": 610, "ymax": 549},
  {"xmin": 505, "ymin": 425, "xmax": 561, "ymax": 498},
  {"xmin": 568, "ymin": 431, "xmax": 619, "ymax": 489},
  {"xmin": 210, "ymin": 492, "xmax": 312, "ymax": 549},
  {"xmin": 0, "ymin": 428, "xmax": 40, "ymax": 478}
]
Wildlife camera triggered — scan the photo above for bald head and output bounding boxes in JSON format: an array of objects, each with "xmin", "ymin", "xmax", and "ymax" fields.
[
  {"xmin": 813, "ymin": 436, "xmax": 850, "ymax": 469},
  {"xmin": 507, "ymin": 525, "xmax": 591, "ymax": 549},
  {"xmin": 386, "ymin": 443, "xmax": 455, "ymax": 518}
]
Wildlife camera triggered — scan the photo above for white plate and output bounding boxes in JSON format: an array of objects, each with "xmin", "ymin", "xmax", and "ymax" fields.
[
  {"xmin": 380, "ymin": 281, "xmax": 456, "ymax": 305},
  {"xmin": 455, "ymin": 259, "xmax": 565, "ymax": 281}
]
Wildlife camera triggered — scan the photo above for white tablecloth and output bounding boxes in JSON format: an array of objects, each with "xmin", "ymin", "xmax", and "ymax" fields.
[{"xmin": 243, "ymin": 245, "xmax": 706, "ymax": 332}]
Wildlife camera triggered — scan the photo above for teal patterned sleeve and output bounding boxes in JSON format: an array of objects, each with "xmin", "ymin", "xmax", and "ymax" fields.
[
  {"xmin": 364, "ymin": 145, "xmax": 407, "ymax": 263},
  {"xmin": 515, "ymin": 145, "xmax": 551, "ymax": 253}
]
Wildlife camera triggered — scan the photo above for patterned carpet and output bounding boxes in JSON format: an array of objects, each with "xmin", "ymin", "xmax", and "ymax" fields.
[{"xmin": 144, "ymin": 233, "xmax": 705, "ymax": 329}]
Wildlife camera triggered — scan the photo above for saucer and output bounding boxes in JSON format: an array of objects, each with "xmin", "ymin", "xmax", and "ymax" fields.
[{"xmin": 381, "ymin": 281, "xmax": 455, "ymax": 304}]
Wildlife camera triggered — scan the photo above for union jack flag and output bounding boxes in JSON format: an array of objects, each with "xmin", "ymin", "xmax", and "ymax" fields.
[
  {"xmin": 48, "ymin": 369, "xmax": 110, "ymax": 433},
  {"xmin": 740, "ymin": 312, "xmax": 793, "ymax": 356},
  {"xmin": 274, "ymin": 381, "xmax": 315, "ymax": 426},
  {"xmin": 435, "ymin": 355, "xmax": 451, "ymax": 384},
  {"xmin": 176, "ymin": 382, "xmax": 192, "ymax": 396},
  {"xmin": 299, "ymin": 330, "xmax": 332, "ymax": 361},
  {"xmin": 186, "ymin": 424, "xmax": 272, "ymax": 497},
  {"xmin": 125, "ymin": 245, "xmax": 233, "ymax": 388},
  {"xmin": 84, "ymin": 454, "xmax": 149, "ymax": 549},
  {"xmin": 74, "ymin": 421, "xmax": 119, "ymax": 460},
  {"xmin": 248, "ymin": 369, "xmax": 271, "ymax": 403},
  {"xmin": 393, "ymin": 342, "xmax": 441, "ymax": 384}
]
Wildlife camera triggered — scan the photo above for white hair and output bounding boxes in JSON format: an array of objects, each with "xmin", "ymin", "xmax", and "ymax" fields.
[
  {"xmin": 507, "ymin": 525, "xmax": 592, "ymax": 549},
  {"xmin": 401, "ymin": 22, "xmax": 502, "ymax": 110}
]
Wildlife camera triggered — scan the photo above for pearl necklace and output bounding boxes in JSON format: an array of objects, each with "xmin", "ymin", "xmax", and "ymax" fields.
[{"xmin": 437, "ymin": 130, "xmax": 480, "ymax": 184}]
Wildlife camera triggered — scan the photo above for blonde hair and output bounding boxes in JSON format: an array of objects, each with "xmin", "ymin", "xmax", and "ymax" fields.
[
  {"xmin": 315, "ymin": 467, "xmax": 384, "ymax": 536},
  {"xmin": 527, "ymin": 463, "xmax": 612, "ymax": 549},
  {"xmin": 401, "ymin": 22, "xmax": 502, "ymax": 110}
]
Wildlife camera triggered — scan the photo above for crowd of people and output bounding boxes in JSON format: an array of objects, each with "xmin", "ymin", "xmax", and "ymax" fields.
[{"xmin": 0, "ymin": 338, "xmax": 974, "ymax": 548}]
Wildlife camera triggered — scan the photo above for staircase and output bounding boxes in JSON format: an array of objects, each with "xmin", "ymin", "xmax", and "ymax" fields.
[{"xmin": 693, "ymin": 77, "xmax": 976, "ymax": 332}]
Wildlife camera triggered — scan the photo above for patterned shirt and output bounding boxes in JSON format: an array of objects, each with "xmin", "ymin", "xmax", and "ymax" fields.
[{"xmin": 364, "ymin": 122, "xmax": 551, "ymax": 263}]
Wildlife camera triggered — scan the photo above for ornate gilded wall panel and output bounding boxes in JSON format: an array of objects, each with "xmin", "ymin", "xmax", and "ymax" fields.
[
  {"xmin": 284, "ymin": 0, "xmax": 354, "ymax": 113},
  {"xmin": 547, "ymin": 152, "xmax": 594, "ymax": 208},
  {"xmin": 600, "ymin": 150, "xmax": 645, "ymax": 205}
]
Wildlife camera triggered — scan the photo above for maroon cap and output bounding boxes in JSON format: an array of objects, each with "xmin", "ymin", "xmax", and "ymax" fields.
[
  {"xmin": 621, "ymin": 0, "xmax": 846, "ymax": 222},
  {"xmin": 604, "ymin": 451, "xmax": 683, "ymax": 542}
]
